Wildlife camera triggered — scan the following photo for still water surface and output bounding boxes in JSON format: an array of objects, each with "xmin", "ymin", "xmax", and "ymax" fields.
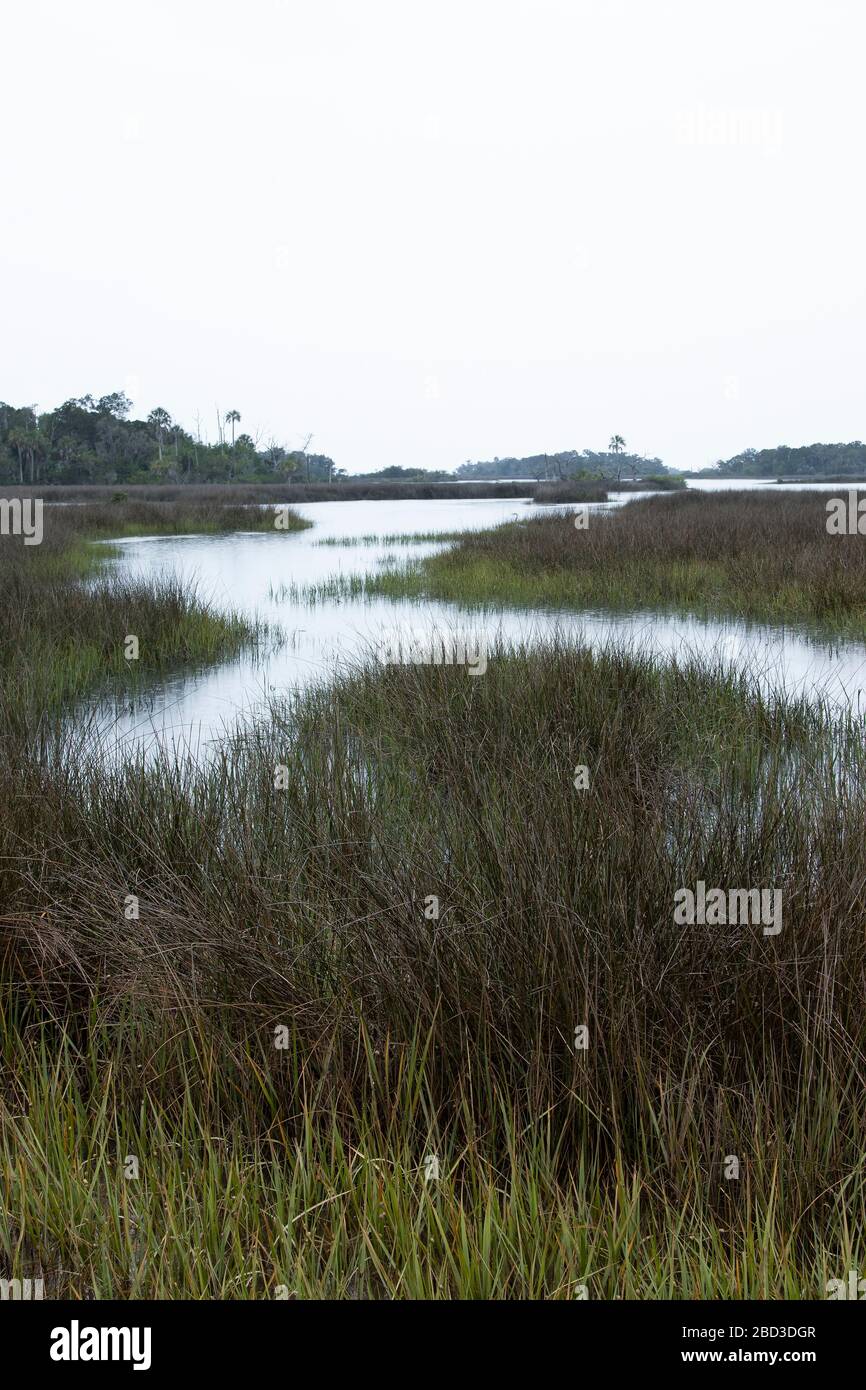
[{"xmin": 90, "ymin": 482, "xmax": 866, "ymax": 757}]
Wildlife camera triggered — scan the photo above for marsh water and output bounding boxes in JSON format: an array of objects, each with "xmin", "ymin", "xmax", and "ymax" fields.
[{"xmin": 90, "ymin": 481, "xmax": 866, "ymax": 758}]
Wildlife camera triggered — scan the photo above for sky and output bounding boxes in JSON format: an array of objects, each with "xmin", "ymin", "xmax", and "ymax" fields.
[{"xmin": 1, "ymin": 0, "xmax": 864, "ymax": 473}]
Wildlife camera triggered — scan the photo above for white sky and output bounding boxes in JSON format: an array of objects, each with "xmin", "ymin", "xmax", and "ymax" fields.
[{"xmin": 1, "ymin": 0, "xmax": 864, "ymax": 472}]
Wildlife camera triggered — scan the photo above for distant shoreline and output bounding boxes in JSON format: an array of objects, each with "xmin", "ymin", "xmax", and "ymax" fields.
[
  {"xmin": 686, "ymin": 473, "xmax": 866, "ymax": 484},
  {"xmin": 0, "ymin": 478, "xmax": 673, "ymax": 505}
]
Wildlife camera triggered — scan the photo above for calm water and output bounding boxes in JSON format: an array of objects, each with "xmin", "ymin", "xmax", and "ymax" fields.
[{"xmin": 88, "ymin": 482, "xmax": 866, "ymax": 757}]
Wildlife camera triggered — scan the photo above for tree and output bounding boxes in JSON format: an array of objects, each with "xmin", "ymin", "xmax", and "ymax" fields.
[
  {"xmin": 608, "ymin": 436, "xmax": 627, "ymax": 482},
  {"xmin": 6, "ymin": 426, "xmax": 28, "ymax": 483},
  {"xmin": 7, "ymin": 425, "xmax": 44, "ymax": 484},
  {"xmin": 299, "ymin": 433, "xmax": 314, "ymax": 482},
  {"xmin": 147, "ymin": 407, "xmax": 173, "ymax": 462},
  {"xmin": 96, "ymin": 416, "xmax": 154, "ymax": 481},
  {"xmin": 96, "ymin": 392, "xmax": 132, "ymax": 419},
  {"xmin": 225, "ymin": 410, "xmax": 241, "ymax": 446},
  {"xmin": 0, "ymin": 392, "xmax": 343, "ymax": 485}
]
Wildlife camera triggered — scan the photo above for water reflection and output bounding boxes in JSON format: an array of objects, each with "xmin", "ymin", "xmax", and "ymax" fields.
[{"xmin": 87, "ymin": 488, "xmax": 866, "ymax": 758}]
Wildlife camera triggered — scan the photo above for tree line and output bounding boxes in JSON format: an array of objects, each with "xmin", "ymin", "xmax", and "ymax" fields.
[
  {"xmin": 0, "ymin": 394, "xmax": 337, "ymax": 485},
  {"xmin": 13, "ymin": 394, "xmax": 856, "ymax": 485},
  {"xmin": 707, "ymin": 442, "xmax": 866, "ymax": 478},
  {"xmin": 457, "ymin": 445, "xmax": 670, "ymax": 481},
  {"xmin": 0, "ymin": 397, "xmax": 670, "ymax": 487}
]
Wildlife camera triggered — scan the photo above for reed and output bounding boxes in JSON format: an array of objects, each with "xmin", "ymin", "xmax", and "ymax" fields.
[
  {"xmin": 0, "ymin": 499, "xmax": 307, "ymax": 728},
  {"xmin": 342, "ymin": 489, "xmax": 866, "ymax": 635},
  {"xmin": 1, "ymin": 490, "xmax": 864, "ymax": 1299},
  {"xmin": 2, "ymin": 639, "xmax": 865, "ymax": 1297}
]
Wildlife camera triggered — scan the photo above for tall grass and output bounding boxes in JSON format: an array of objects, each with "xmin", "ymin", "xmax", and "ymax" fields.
[
  {"xmin": 1, "ymin": 478, "xmax": 658, "ymax": 504},
  {"xmin": 314, "ymin": 531, "xmax": 465, "ymax": 547},
  {"xmin": 3, "ymin": 480, "xmax": 558, "ymax": 503},
  {"xmin": 532, "ymin": 477, "xmax": 683, "ymax": 503},
  {"xmin": 0, "ymin": 499, "xmax": 307, "ymax": 726},
  {"xmin": 48, "ymin": 496, "xmax": 312, "ymax": 536},
  {"xmin": 2, "ymin": 640, "xmax": 865, "ymax": 1296},
  {"xmin": 347, "ymin": 489, "xmax": 866, "ymax": 634}
]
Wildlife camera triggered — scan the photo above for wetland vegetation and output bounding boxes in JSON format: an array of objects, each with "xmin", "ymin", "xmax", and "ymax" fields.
[
  {"xmin": 337, "ymin": 489, "xmax": 866, "ymax": 636},
  {"xmin": 2, "ymin": 483, "xmax": 865, "ymax": 1299}
]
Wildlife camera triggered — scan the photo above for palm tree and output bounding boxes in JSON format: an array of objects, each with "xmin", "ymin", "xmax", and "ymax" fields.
[
  {"xmin": 7, "ymin": 427, "xmax": 43, "ymax": 484},
  {"xmin": 7, "ymin": 426, "xmax": 27, "ymax": 484},
  {"xmin": 608, "ymin": 435, "xmax": 627, "ymax": 484},
  {"xmin": 225, "ymin": 410, "xmax": 241, "ymax": 447},
  {"xmin": 148, "ymin": 407, "xmax": 172, "ymax": 462}
]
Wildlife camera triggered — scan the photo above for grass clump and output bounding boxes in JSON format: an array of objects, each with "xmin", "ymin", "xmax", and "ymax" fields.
[
  {"xmin": 67, "ymin": 497, "xmax": 311, "ymax": 538},
  {"xmin": 343, "ymin": 489, "xmax": 866, "ymax": 635},
  {"xmin": 0, "ymin": 498, "xmax": 308, "ymax": 728},
  {"xmin": 532, "ymin": 477, "xmax": 684, "ymax": 503},
  {"xmin": 314, "ymin": 531, "xmax": 466, "ymax": 547},
  {"xmin": 2, "ymin": 641, "xmax": 865, "ymax": 1297}
]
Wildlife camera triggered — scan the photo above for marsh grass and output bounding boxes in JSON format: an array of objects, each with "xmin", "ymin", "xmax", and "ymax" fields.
[
  {"xmin": 3, "ymin": 1007, "xmax": 857, "ymax": 1299},
  {"xmin": 2, "ymin": 638, "xmax": 866, "ymax": 1297},
  {"xmin": 314, "ymin": 531, "xmax": 465, "ymax": 547},
  {"xmin": 53, "ymin": 497, "xmax": 312, "ymax": 537},
  {"xmin": 2, "ymin": 489, "xmax": 866, "ymax": 1299},
  {"xmin": 4, "ymin": 481, "xmax": 554, "ymax": 504},
  {"xmin": 337, "ymin": 489, "xmax": 866, "ymax": 636},
  {"xmin": 532, "ymin": 477, "xmax": 683, "ymax": 503},
  {"xmin": 0, "ymin": 499, "xmax": 308, "ymax": 729},
  {"xmin": 3, "ymin": 478, "xmax": 680, "ymax": 506}
]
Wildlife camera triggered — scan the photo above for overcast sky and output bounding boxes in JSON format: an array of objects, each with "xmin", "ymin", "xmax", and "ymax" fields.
[{"xmin": 2, "ymin": 0, "xmax": 863, "ymax": 472}]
